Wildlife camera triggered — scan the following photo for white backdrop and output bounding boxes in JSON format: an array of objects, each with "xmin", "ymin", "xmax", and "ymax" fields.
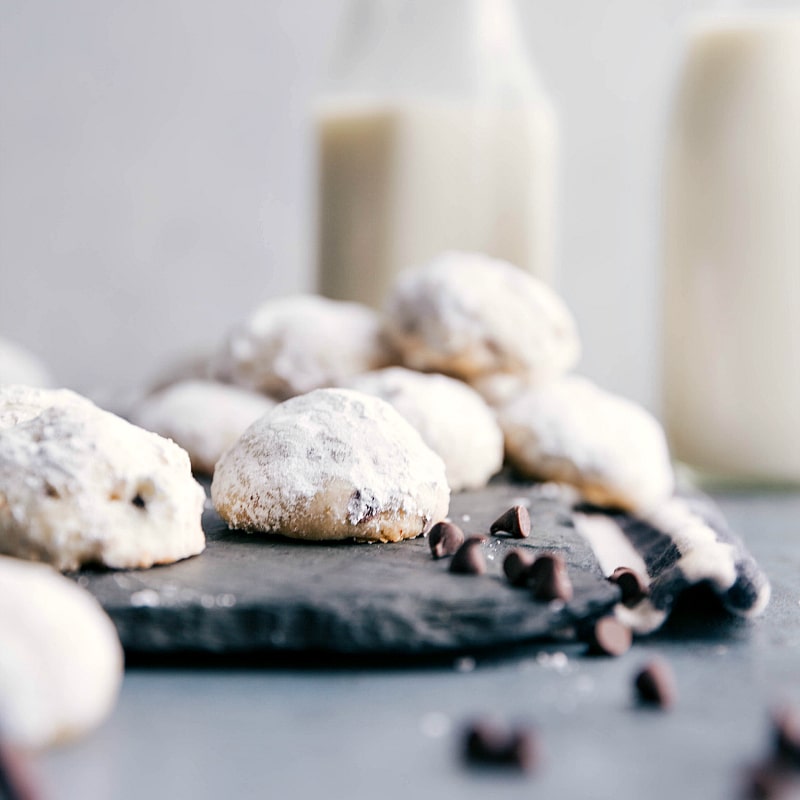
[{"xmin": 1, "ymin": 0, "xmax": 781, "ymax": 410}]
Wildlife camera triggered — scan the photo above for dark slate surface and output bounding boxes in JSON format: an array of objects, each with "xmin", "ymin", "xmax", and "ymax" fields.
[{"xmin": 70, "ymin": 480, "xmax": 620, "ymax": 655}]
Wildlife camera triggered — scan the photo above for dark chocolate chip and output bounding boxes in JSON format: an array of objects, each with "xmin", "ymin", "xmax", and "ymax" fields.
[
  {"xmin": 132, "ymin": 493, "xmax": 146, "ymax": 509},
  {"xmin": 0, "ymin": 740, "xmax": 39, "ymax": 800},
  {"xmin": 586, "ymin": 616, "xmax": 632, "ymax": 657},
  {"xmin": 449, "ymin": 536, "xmax": 487, "ymax": 575},
  {"xmin": 743, "ymin": 762, "xmax": 799, "ymax": 799},
  {"xmin": 773, "ymin": 706, "xmax": 800, "ymax": 767},
  {"xmin": 529, "ymin": 553, "xmax": 573, "ymax": 602},
  {"xmin": 463, "ymin": 719, "xmax": 539, "ymax": 771},
  {"xmin": 503, "ymin": 549, "xmax": 534, "ymax": 587},
  {"xmin": 634, "ymin": 659, "xmax": 677, "ymax": 709},
  {"xmin": 490, "ymin": 505, "xmax": 531, "ymax": 539},
  {"xmin": 428, "ymin": 521, "xmax": 465, "ymax": 559},
  {"xmin": 609, "ymin": 567, "xmax": 649, "ymax": 608}
]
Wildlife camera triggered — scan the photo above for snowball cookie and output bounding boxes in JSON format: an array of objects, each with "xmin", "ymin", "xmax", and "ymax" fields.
[
  {"xmin": 0, "ymin": 386, "xmax": 206, "ymax": 571},
  {"xmin": 0, "ymin": 337, "xmax": 53, "ymax": 388},
  {"xmin": 499, "ymin": 376, "xmax": 674, "ymax": 513},
  {"xmin": 341, "ymin": 367, "xmax": 503, "ymax": 492},
  {"xmin": 0, "ymin": 556, "xmax": 123, "ymax": 749},
  {"xmin": 215, "ymin": 294, "xmax": 395, "ymax": 400},
  {"xmin": 212, "ymin": 388, "xmax": 450, "ymax": 542},
  {"xmin": 0, "ymin": 384, "xmax": 88, "ymax": 429},
  {"xmin": 384, "ymin": 251, "xmax": 580, "ymax": 383},
  {"xmin": 131, "ymin": 380, "xmax": 276, "ymax": 475}
]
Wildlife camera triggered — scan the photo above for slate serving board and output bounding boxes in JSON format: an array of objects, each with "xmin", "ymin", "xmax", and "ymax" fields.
[{"xmin": 70, "ymin": 480, "xmax": 620, "ymax": 655}]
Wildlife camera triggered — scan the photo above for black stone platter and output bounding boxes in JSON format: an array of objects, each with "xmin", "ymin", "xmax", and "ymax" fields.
[{"xmin": 70, "ymin": 480, "xmax": 620, "ymax": 656}]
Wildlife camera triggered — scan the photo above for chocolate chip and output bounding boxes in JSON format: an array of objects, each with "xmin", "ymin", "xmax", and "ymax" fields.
[
  {"xmin": 529, "ymin": 553, "xmax": 573, "ymax": 602},
  {"xmin": 463, "ymin": 718, "xmax": 539, "ymax": 771},
  {"xmin": 503, "ymin": 548, "xmax": 534, "ymax": 587},
  {"xmin": 609, "ymin": 567, "xmax": 649, "ymax": 608},
  {"xmin": 428, "ymin": 521, "xmax": 465, "ymax": 559},
  {"xmin": 449, "ymin": 536, "xmax": 487, "ymax": 575},
  {"xmin": 0, "ymin": 740, "xmax": 39, "ymax": 800},
  {"xmin": 773, "ymin": 706, "xmax": 800, "ymax": 767},
  {"xmin": 586, "ymin": 616, "xmax": 632, "ymax": 657},
  {"xmin": 634, "ymin": 659, "xmax": 677, "ymax": 709},
  {"xmin": 132, "ymin": 493, "xmax": 146, "ymax": 509},
  {"xmin": 743, "ymin": 762, "xmax": 798, "ymax": 799},
  {"xmin": 490, "ymin": 505, "xmax": 531, "ymax": 539}
]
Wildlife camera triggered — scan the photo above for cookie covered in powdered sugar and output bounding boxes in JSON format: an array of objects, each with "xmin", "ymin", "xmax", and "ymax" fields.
[
  {"xmin": 214, "ymin": 294, "xmax": 395, "ymax": 400},
  {"xmin": 0, "ymin": 555, "xmax": 123, "ymax": 749},
  {"xmin": 211, "ymin": 388, "xmax": 450, "ymax": 542},
  {"xmin": 0, "ymin": 386, "xmax": 206, "ymax": 571},
  {"xmin": 384, "ymin": 252, "xmax": 580, "ymax": 384},
  {"xmin": 342, "ymin": 367, "xmax": 503, "ymax": 492},
  {"xmin": 0, "ymin": 337, "xmax": 53, "ymax": 388},
  {"xmin": 0, "ymin": 384, "xmax": 88, "ymax": 429},
  {"xmin": 498, "ymin": 376, "xmax": 674, "ymax": 513},
  {"xmin": 131, "ymin": 379, "xmax": 276, "ymax": 475}
]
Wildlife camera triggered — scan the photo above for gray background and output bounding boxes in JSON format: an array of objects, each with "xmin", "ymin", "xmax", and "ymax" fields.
[{"xmin": 0, "ymin": 0, "xmax": 794, "ymax": 410}]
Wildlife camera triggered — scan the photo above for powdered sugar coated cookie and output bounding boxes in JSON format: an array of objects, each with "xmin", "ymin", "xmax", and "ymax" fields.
[
  {"xmin": 0, "ymin": 384, "xmax": 88, "ymax": 429},
  {"xmin": 0, "ymin": 556, "xmax": 123, "ymax": 749},
  {"xmin": 499, "ymin": 376, "xmax": 674, "ymax": 512},
  {"xmin": 0, "ymin": 386, "xmax": 206, "ymax": 571},
  {"xmin": 132, "ymin": 380, "xmax": 276, "ymax": 475},
  {"xmin": 385, "ymin": 252, "xmax": 580, "ymax": 383},
  {"xmin": 342, "ymin": 367, "xmax": 503, "ymax": 492},
  {"xmin": 215, "ymin": 295, "xmax": 395, "ymax": 400},
  {"xmin": 211, "ymin": 388, "xmax": 449, "ymax": 542}
]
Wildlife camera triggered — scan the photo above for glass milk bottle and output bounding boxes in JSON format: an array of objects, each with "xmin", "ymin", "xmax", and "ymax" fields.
[
  {"xmin": 314, "ymin": 0, "xmax": 558, "ymax": 309},
  {"xmin": 663, "ymin": 13, "xmax": 800, "ymax": 483}
]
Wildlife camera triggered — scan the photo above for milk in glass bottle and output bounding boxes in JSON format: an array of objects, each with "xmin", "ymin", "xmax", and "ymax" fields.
[
  {"xmin": 314, "ymin": 0, "xmax": 558, "ymax": 308},
  {"xmin": 663, "ymin": 12, "xmax": 800, "ymax": 483}
]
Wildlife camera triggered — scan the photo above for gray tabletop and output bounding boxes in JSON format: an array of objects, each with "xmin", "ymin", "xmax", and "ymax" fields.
[{"xmin": 35, "ymin": 490, "xmax": 800, "ymax": 800}]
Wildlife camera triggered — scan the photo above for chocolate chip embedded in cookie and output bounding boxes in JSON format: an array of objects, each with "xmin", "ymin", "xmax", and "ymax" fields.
[{"xmin": 211, "ymin": 388, "xmax": 450, "ymax": 542}]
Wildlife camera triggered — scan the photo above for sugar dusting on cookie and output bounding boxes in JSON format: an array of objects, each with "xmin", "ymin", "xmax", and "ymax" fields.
[
  {"xmin": 0, "ymin": 385, "xmax": 206, "ymax": 571},
  {"xmin": 211, "ymin": 388, "xmax": 450, "ymax": 542}
]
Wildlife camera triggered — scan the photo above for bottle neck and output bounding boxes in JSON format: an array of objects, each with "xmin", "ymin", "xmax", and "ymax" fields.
[{"xmin": 325, "ymin": 0, "xmax": 545, "ymax": 102}]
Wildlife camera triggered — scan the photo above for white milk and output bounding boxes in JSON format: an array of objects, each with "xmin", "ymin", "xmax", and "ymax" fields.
[
  {"xmin": 663, "ymin": 15, "xmax": 800, "ymax": 482},
  {"xmin": 315, "ymin": 99, "xmax": 557, "ymax": 308}
]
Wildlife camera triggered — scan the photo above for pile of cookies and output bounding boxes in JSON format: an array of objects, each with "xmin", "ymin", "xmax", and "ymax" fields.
[
  {"xmin": 0, "ymin": 250, "xmax": 694, "ymax": 752},
  {"xmin": 118, "ymin": 251, "xmax": 670, "ymax": 545}
]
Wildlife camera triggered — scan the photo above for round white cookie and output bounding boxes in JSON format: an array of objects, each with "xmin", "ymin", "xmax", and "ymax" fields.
[
  {"xmin": 384, "ymin": 251, "xmax": 580, "ymax": 383},
  {"xmin": 215, "ymin": 294, "xmax": 395, "ymax": 400},
  {"xmin": 342, "ymin": 367, "xmax": 503, "ymax": 492},
  {"xmin": 0, "ymin": 383, "xmax": 88, "ymax": 429},
  {"xmin": 132, "ymin": 380, "xmax": 276, "ymax": 475},
  {"xmin": 0, "ymin": 386, "xmax": 206, "ymax": 571},
  {"xmin": 0, "ymin": 555, "xmax": 123, "ymax": 749},
  {"xmin": 0, "ymin": 338, "xmax": 53, "ymax": 388},
  {"xmin": 498, "ymin": 376, "xmax": 674, "ymax": 512},
  {"xmin": 211, "ymin": 388, "xmax": 450, "ymax": 542}
]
